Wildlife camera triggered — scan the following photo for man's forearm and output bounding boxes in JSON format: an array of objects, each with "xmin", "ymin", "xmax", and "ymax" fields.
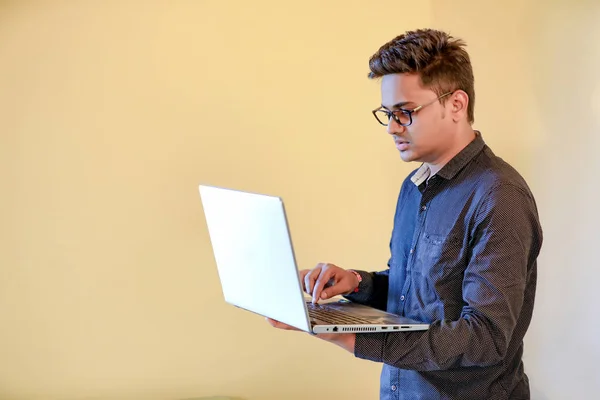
[{"xmin": 317, "ymin": 332, "xmax": 356, "ymax": 353}]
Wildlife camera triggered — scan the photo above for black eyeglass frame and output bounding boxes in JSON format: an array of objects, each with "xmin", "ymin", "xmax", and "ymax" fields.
[{"xmin": 372, "ymin": 91, "xmax": 454, "ymax": 127}]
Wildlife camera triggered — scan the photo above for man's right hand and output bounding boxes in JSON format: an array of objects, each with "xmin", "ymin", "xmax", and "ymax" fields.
[{"xmin": 299, "ymin": 263, "xmax": 359, "ymax": 303}]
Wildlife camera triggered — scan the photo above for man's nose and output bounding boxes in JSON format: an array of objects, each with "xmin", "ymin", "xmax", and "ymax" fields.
[{"xmin": 386, "ymin": 118, "xmax": 405, "ymax": 136}]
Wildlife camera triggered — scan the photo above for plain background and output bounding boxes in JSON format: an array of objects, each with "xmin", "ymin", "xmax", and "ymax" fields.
[{"xmin": 1, "ymin": 1, "xmax": 598, "ymax": 399}]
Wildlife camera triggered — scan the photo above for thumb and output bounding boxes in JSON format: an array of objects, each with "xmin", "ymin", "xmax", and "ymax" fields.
[{"xmin": 320, "ymin": 276, "xmax": 352, "ymax": 299}]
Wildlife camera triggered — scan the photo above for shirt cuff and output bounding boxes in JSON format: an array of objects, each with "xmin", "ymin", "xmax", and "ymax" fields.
[{"xmin": 343, "ymin": 270, "xmax": 373, "ymax": 304}]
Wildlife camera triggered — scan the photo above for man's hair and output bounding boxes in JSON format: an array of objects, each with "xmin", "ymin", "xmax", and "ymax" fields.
[{"xmin": 369, "ymin": 29, "xmax": 475, "ymax": 124}]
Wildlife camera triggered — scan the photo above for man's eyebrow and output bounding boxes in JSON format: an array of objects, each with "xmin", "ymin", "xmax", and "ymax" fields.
[{"xmin": 382, "ymin": 101, "xmax": 415, "ymax": 110}]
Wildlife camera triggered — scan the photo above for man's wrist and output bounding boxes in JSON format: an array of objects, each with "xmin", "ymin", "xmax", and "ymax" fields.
[
  {"xmin": 322, "ymin": 333, "xmax": 356, "ymax": 353},
  {"xmin": 348, "ymin": 269, "xmax": 362, "ymax": 293}
]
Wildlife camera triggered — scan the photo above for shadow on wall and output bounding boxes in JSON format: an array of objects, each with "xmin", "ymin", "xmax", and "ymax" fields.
[{"xmin": 524, "ymin": 1, "xmax": 600, "ymax": 399}]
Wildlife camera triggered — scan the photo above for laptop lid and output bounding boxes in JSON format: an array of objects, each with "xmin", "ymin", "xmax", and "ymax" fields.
[{"xmin": 199, "ymin": 184, "xmax": 312, "ymax": 332}]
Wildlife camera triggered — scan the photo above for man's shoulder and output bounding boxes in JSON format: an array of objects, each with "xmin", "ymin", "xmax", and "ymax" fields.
[{"xmin": 469, "ymin": 147, "xmax": 534, "ymax": 197}]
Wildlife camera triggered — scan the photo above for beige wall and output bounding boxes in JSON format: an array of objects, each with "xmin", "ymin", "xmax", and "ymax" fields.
[
  {"xmin": 3, "ymin": 1, "xmax": 599, "ymax": 399},
  {"xmin": 0, "ymin": 1, "xmax": 430, "ymax": 399},
  {"xmin": 431, "ymin": 1, "xmax": 600, "ymax": 398}
]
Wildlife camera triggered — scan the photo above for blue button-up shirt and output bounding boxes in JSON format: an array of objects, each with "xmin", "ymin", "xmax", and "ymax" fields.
[{"xmin": 346, "ymin": 133, "xmax": 543, "ymax": 400}]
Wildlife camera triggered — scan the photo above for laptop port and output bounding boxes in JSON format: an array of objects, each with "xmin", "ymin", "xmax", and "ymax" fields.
[
  {"xmin": 333, "ymin": 326, "xmax": 338, "ymax": 332},
  {"xmin": 393, "ymin": 326, "xmax": 399, "ymax": 330},
  {"xmin": 381, "ymin": 326, "xmax": 388, "ymax": 330}
]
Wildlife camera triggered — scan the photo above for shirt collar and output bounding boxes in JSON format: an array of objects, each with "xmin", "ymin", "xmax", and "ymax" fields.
[
  {"xmin": 410, "ymin": 163, "xmax": 432, "ymax": 186},
  {"xmin": 410, "ymin": 131, "xmax": 486, "ymax": 187}
]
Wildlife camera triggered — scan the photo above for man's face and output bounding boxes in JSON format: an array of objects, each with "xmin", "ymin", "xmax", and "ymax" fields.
[{"xmin": 380, "ymin": 73, "xmax": 453, "ymax": 163}]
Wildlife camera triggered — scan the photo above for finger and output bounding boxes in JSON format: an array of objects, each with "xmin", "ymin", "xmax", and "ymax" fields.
[
  {"xmin": 314, "ymin": 268, "xmax": 350, "ymax": 301},
  {"xmin": 312, "ymin": 266, "xmax": 335, "ymax": 303},
  {"xmin": 299, "ymin": 269, "xmax": 310, "ymax": 281},
  {"xmin": 299, "ymin": 269, "xmax": 309, "ymax": 293},
  {"xmin": 299, "ymin": 269, "xmax": 312, "ymax": 293},
  {"xmin": 266, "ymin": 318, "xmax": 301, "ymax": 331},
  {"xmin": 304, "ymin": 265, "xmax": 323, "ymax": 295}
]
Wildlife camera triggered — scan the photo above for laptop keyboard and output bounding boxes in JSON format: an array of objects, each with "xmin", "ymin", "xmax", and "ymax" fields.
[{"xmin": 306, "ymin": 302, "xmax": 374, "ymax": 325}]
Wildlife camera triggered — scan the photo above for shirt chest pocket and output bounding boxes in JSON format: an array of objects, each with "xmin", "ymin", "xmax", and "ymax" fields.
[{"xmin": 414, "ymin": 232, "xmax": 464, "ymax": 280}]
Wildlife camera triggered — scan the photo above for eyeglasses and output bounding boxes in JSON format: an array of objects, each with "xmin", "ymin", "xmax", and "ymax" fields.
[{"xmin": 372, "ymin": 92, "xmax": 453, "ymax": 127}]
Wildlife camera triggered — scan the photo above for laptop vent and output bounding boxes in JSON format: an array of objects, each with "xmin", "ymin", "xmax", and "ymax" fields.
[{"xmin": 342, "ymin": 327, "xmax": 377, "ymax": 332}]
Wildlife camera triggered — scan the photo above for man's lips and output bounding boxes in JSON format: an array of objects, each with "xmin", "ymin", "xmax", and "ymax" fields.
[{"xmin": 395, "ymin": 139, "xmax": 409, "ymax": 151}]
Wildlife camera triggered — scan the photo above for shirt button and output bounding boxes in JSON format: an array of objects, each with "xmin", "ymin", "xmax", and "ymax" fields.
[
  {"xmin": 391, "ymin": 385, "xmax": 397, "ymax": 391},
  {"xmin": 421, "ymin": 205, "xmax": 427, "ymax": 211},
  {"xmin": 409, "ymin": 248, "xmax": 414, "ymax": 254},
  {"xmin": 400, "ymin": 295, "xmax": 405, "ymax": 301}
]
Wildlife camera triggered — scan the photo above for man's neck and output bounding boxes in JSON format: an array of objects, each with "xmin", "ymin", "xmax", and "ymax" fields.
[{"xmin": 426, "ymin": 129, "xmax": 476, "ymax": 176}]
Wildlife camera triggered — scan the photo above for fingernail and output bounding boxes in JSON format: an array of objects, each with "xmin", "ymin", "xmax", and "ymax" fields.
[{"xmin": 321, "ymin": 292, "xmax": 328, "ymax": 299}]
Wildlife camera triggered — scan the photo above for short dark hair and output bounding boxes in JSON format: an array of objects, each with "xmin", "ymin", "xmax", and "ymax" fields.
[{"xmin": 369, "ymin": 29, "xmax": 475, "ymax": 124}]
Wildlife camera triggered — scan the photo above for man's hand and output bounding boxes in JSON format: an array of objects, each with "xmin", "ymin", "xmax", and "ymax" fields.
[
  {"xmin": 266, "ymin": 317, "xmax": 356, "ymax": 353},
  {"xmin": 299, "ymin": 263, "xmax": 360, "ymax": 303},
  {"xmin": 265, "ymin": 263, "xmax": 359, "ymax": 353}
]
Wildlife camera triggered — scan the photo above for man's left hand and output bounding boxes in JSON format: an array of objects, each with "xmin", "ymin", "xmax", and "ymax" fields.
[{"xmin": 266, "ymin": 318, "xmax": 356, "ymax": 353}]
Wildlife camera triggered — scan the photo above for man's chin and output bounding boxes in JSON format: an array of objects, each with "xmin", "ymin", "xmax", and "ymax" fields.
[{"xmin": 399, "ymin": 150, "xmax": 416, "ymax": 162}]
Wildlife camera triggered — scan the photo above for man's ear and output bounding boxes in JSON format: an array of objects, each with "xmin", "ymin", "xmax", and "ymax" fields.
[{"xmin": 450, "ymin": 90, "xmax": 469, "ymax": 122}]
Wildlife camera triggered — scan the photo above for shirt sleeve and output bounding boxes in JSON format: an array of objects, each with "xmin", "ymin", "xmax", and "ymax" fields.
[
  {"xmin": 353, "ymin": 183, "xmax": 543, "ymax": 370},
  {"xmin": 343, "ymin": 269, "xmax": 389, "ymax": 311}
]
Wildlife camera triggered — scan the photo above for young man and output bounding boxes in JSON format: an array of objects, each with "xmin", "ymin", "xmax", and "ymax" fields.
[{"xmin": 268, "ymin": 29, "xmax": 543, "ymax": 400}]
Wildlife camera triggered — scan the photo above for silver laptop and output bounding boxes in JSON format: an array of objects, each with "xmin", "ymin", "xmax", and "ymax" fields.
[{"xmin": 199, "ymin": 184, "xmax": 429, "ymax": 334}]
